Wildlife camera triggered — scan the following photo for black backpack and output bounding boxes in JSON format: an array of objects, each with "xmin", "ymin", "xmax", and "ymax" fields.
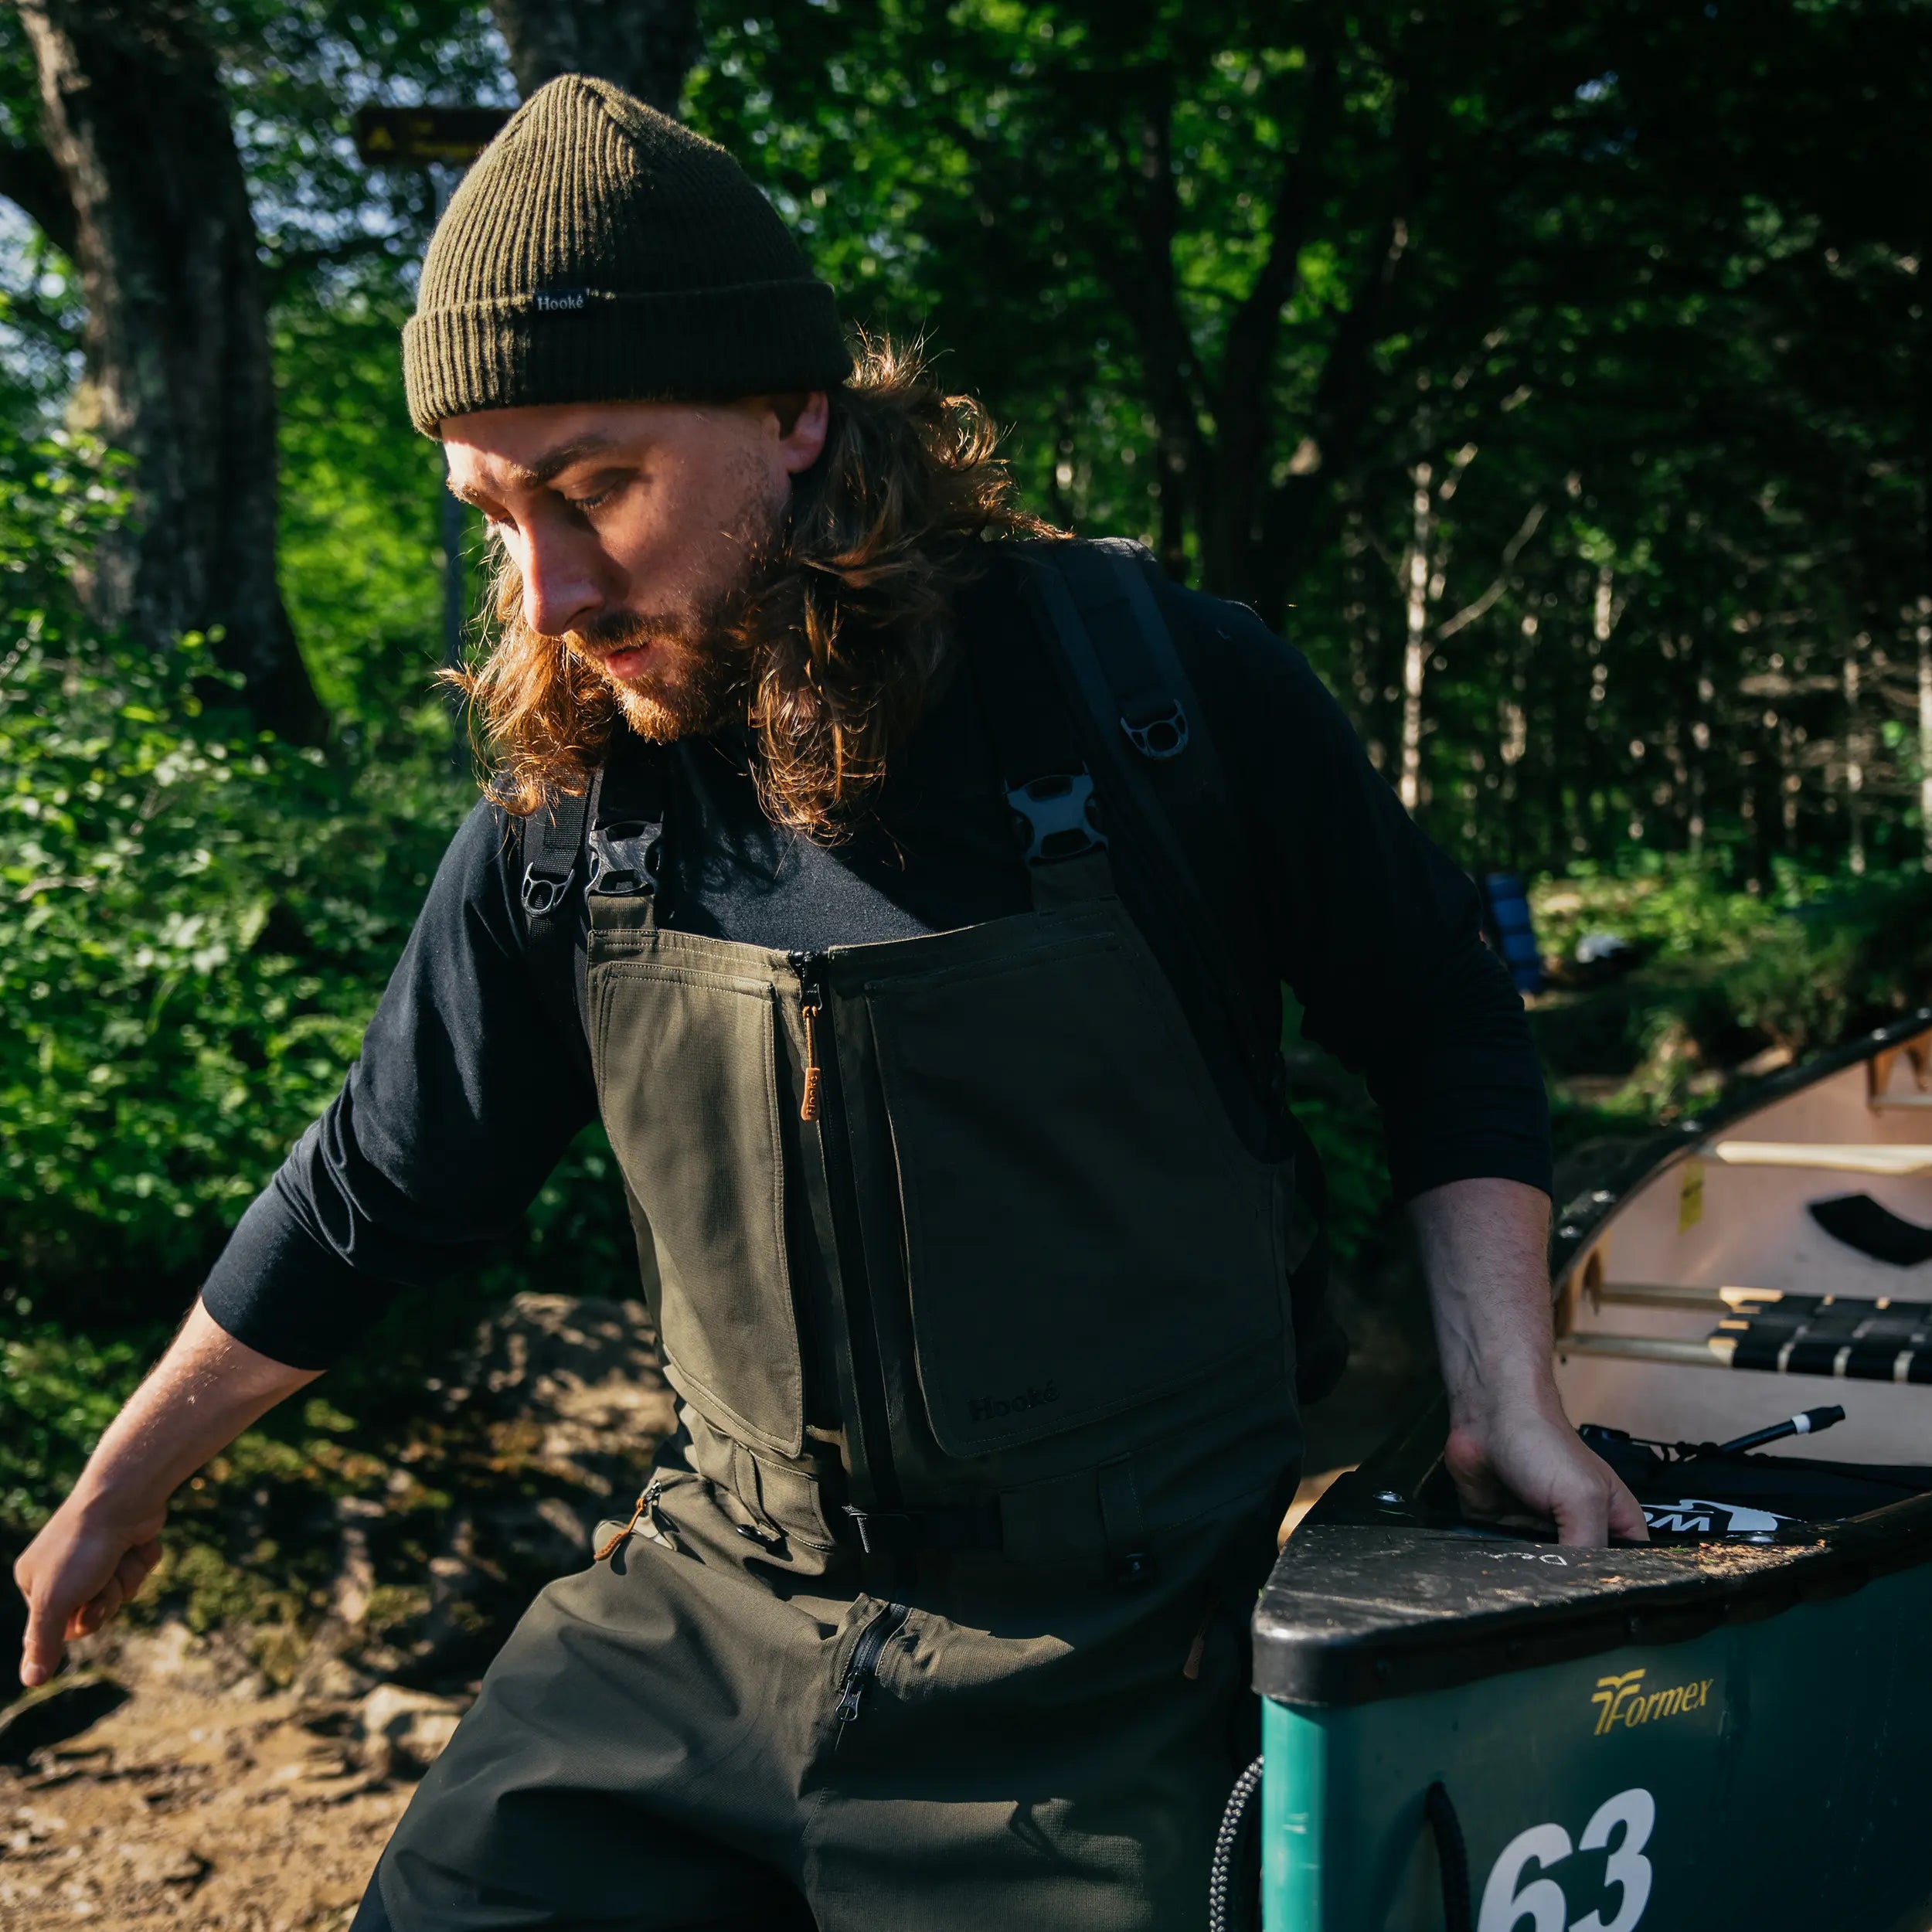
[{"xmin": 515, "ymin": 538, "xmax": 1347, "ymax": 1402}]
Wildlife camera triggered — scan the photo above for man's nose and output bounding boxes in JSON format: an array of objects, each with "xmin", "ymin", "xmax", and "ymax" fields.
[{"xmin": 520, "ymin": 527, "xmax": 607, "ymax": 639}]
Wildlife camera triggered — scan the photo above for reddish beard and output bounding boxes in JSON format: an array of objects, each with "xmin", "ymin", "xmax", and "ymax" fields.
[{"xmin": 564, "ymin": 583, "xmax": 752, "ymax": 743}]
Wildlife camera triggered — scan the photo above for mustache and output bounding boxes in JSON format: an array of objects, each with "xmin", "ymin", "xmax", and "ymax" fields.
[{"xmin": 570, "ymin": 610, "xmax": 670, "ymax": 655}]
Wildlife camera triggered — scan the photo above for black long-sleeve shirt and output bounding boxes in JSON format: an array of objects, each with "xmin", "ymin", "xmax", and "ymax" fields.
[{"xmin": 202, "ymin": 553, "xmax": 1551, "ymax": 1369}]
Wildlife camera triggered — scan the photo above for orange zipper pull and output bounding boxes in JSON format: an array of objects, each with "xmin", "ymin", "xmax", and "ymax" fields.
[
  {"xmin": 596, "ymin": 1484, "xmax": 654, "ymax": 1562},
  {"xmin": 800, "ymin": 992, "xmax": 823, "ymax": 1122}
]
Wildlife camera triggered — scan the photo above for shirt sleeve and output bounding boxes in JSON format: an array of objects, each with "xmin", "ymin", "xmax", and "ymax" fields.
[
  {"xmin": 199, "ymin": 799, "xmax": 598, "ymax": 1369},
  {"xmin": 1162, "ymin": 582, "xmax": 1553, "ymax": 1204}
]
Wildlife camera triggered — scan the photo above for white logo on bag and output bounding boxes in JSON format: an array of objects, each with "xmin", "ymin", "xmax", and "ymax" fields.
[{"xmin": 1640, "ymin": 1496, "xmax": 1789, "ymax": 1536}]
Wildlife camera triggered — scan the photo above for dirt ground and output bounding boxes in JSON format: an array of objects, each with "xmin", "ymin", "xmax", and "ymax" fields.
[{"xmin": 0, "ymin": 1640, "xmax": 411, "ymax": 1930}]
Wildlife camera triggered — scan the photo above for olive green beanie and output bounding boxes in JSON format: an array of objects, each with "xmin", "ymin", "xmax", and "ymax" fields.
[{"xmin": 403, "ymin": 75, "xmax": 849, "ymax": 434}]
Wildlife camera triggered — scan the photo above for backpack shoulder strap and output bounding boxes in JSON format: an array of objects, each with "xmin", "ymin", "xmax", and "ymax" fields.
[
  {"xmin": 1019, "ymin": 538, "xmax": 1283, "ymax": 1120},
  {"xmin": 514, "ymin": 774, "xmax": 597, "ymax": 1058},
  {"xmin": 1018, "ymin": 538, "xmax": 1345, "ymax": 1396}
]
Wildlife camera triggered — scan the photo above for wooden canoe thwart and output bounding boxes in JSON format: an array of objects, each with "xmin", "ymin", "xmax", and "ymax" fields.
[
  {"xmin": 1549, "ymin": 1009, "xmax": 1932, "ymax": 1456},
  {"xmin": 1713, "ymin": 1138, "xmax": 1932, "ymax": 1175},
  {"xmin": 1255, "ymin": 1008, "xmax": 1932, "ymax": 1932}
]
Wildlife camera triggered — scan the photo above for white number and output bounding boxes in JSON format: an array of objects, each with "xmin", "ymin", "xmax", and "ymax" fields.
[
  {"xmin": 1476, "ymin": 1788, "xmax": 1655, "ymax": 1932},
  {"xmin": 1478, "ymin": 1822, "xmax": 1573, "ymax": 1932},
  {"xmin": 1571, "ymin": 1787, "xmax": 1655, "ymax": 1932}
]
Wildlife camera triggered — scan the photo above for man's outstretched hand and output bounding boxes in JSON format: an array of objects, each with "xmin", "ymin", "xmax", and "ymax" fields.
[
  {"xmin": 14, "ymin": 1498, "xmax": 165, "ymax": 1687},
  {"xmin": 1444, "ymin": 1398, "xmax": 1648, "ymax": 1548},
  {"xmin": 11, "ymin": 1298, "xmax": 319, "ymax": 1687}
]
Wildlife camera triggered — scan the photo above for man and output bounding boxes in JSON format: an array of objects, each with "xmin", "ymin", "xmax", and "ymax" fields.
[{"xmin": 15, "ymin": 77, "xmax": 1642, "ymax": 1932}]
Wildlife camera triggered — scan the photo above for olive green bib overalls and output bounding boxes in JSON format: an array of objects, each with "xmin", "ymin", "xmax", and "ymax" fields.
[{"xmin": 372, "ymin": 628, "xmax": 1304, "ymax": 1931}]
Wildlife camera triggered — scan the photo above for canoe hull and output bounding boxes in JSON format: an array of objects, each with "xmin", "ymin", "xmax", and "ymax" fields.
[{"xmin": 1263, "ymin": 1554, "xmax": 1932, "ymax": 1930}]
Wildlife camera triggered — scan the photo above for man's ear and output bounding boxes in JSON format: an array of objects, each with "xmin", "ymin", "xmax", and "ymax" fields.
[{"xmin": 774, "ymin": 391, "xmax": 830, "ymax": 475}]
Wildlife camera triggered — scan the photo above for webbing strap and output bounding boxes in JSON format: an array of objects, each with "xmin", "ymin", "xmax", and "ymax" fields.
[
  {"xmin": 519, "ymin": 784, "xmax": 589, "ymax": 920},
  {"xmin": 1723, "ymin": 1293, "xmax": 1932, "ymax": 1380},
  {"xmin": 516, "ymin": 781, "xmax": 593, "ymax": 1055},
  {"xmin": 966, "ymin": 570, "xmax": 1116, "ymax": 904},
  {"xmin": 586, "ymin": 729, "xmax": 669, "ymax": 903},
  {"xmin": 1019, "ymin": 542, "xmax": 1284, "ymax": 1119}
]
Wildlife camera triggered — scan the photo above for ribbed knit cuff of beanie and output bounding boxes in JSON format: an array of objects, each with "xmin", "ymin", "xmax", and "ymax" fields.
[{"xmin": 402, "ymin": 75, "xmax": 850, "ymax": 435}]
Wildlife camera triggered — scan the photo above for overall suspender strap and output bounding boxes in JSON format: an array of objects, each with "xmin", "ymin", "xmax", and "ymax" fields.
[
  {"xmin": 1019, "ymin": 540, "xmax": 1286, "ymax": 1124},
  {"xmin": 585, "ymin": 728, "xmax": 669, "ymax": 904},
  {"xmin": 519, "ymin": 782, "xmax": 590, "ymax": 921}
]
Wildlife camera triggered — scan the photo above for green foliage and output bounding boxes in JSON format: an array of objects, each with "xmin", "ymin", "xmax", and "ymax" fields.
[
  {"xmin": 0, "ymin": 1323, "xmax": 145, "ymax": 1536},
  {"xmin": 1533, "ymin": 859, "xmax": 1932, "ymax": 1127},
  {"xmin": 0, "ymin": 433, "xmax": 468, "ymax": 1303},
  {"xmin": 1288, "ymin": 1091, "xmax": 1387, "ymax": 1270}
]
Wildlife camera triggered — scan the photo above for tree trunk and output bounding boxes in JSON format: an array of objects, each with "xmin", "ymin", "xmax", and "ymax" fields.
[
  {"xmin": 1917, "ymin": 596, "xmax": 1932, "ymax": 873},
  {"xmin": 1843, "ymin": 637, "xmax": 1866, "ymax": 877},
  {"xmin": 17, "ymin": 0, "xmax": 323, "ymax": 741},
  {"xmin": 490, "ymin": 0, "xmax": 700, "ymax": 114},
  {"xmin": 1397, "ymin": 464, "xmax": 1433, "ymax": 814}
]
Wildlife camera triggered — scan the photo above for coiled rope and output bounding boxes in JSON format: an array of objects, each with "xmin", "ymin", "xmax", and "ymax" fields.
[{"xmin": 1207, "ymin": 1755, "xmax": 1263, "ymax": 1932}]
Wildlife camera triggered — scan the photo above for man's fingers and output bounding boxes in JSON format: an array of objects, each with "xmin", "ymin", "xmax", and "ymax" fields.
[
  {"xmin": 1606, "ymin": 1476, "xmax": 1651, "ymax": 1544},
  {"xmin": 115, "ymin": 1545, "xmax": 158, "ymax": 1601},
  {"xmin": 72, "ymin": 1577, "xmax": 127, "ymax": 1639},
  {"xmin": 1551, "ymin": 1479, "xmax": 1608, "ymax": 1549},
  {"xmin": 20, "ymin": 1596, "xmax": 66, "ymax": 1689}
]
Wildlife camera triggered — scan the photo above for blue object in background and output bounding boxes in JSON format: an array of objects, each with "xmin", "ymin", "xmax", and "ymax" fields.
[{"xmin": 1479, "ymin": 871, "xmax": 1546, "ymax": 995}]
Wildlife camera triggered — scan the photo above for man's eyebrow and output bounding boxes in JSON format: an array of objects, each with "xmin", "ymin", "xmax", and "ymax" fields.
[
  {"xmin": 516, "ymin": 433, "xmax": 628, "ymax": 486},
  {"xmin": 446, "ymin": 432, "xmax": 631, "ymax": 502}
]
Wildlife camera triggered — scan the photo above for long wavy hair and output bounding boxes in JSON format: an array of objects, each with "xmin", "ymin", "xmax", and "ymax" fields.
[{"xmin": 451, "ymin": 335, "xmax": 1060, "ymax": 839}]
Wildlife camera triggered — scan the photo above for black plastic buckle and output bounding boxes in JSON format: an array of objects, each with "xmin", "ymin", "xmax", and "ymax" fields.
[
  {"xmin": 1006, "ymin": 772, "xmax": 1107, "ymax": 866},
  {"xmin": 586, "ymin": 821, "xmax": 663, "ymax": 897},
  {"xmin": 1121, "ymin": 702, "xmax": 1189, "ymax": 761},
  {"xmin": 520, "ymin": 865, "xmax": 574, "ymax": 917}
]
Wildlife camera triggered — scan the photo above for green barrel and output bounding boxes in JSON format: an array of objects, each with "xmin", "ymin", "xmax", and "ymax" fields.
[{"xmin": 1255, "ymin": 1481, "xmax": 1932, "ymax": 1932}]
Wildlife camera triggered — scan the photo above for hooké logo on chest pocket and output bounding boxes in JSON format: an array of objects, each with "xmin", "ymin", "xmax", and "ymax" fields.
[{"xmin": 968, "ymin": 1383, "xmax": 1060, "ymax": 1425}]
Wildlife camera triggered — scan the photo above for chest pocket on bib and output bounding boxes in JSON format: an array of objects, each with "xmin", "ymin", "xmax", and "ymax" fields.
[
  {"xmin": 590, "ymin": 956, "xmax": 805, "ymax": 1459},
  {"xmin": 863, "ymin": 926, "xmax": 1283, "ymax": 1459}
]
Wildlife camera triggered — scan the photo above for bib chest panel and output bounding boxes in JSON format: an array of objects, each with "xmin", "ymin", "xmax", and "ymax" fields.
[{"xmin": 587, "ymin": 855, "xmax": 1295, "ymax": 1518}]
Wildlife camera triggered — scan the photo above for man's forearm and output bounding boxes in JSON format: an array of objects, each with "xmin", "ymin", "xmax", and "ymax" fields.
[
  {"xmin": 15, "ymin": 1298, "xmax": 318, "ymax": 1684},
  {"xmin": 1406, "ymin": 1175, "xmax": 1646, "ymax": 1545},
  {"xmin": 70, "ymin": 1298, "xmax": 320, "ymax": 1519},
  {"xmin": 1407, "ymin": 1175, "xmax": 1558, "ymax": 1421}
]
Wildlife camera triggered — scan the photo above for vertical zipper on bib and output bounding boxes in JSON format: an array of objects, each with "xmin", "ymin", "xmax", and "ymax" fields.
[
  {"xmin": 791, "ymin": 952, "xmax": 902, "ymax": 1515},
  {"xmin": 833, "ymin": 1600, "xmax": 909, "ymax": 1741},
  {"xmin": 798, "ymin": 985, "xmax": 824, "ymax": 1122}
]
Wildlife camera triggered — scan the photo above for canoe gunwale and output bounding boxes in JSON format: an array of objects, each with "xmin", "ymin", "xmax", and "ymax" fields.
[
  {"xmin": 1546, "ymin": 1002, "xmax": 1932, "ymax": 1294},
  {"xmin": 1254, "ymin": 1478, "xmax": 1932, "ymax": 1709}
]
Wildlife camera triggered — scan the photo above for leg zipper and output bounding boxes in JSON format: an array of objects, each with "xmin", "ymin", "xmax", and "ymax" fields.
[{"xmin": 832, "ymin": 1601, "xmax": 909, "ymax": 1743}]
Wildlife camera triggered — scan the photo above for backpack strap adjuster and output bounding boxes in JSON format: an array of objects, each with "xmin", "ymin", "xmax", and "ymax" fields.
[
  {"xmin": 1006, "ymin": 772, "xmax": 1107, "ymax": 866},
  {"xmin": 1120, "ymin": 701, "xmax": 1189, "ymax": 761},
  {"xmin": 520, "ymin": 863, "xmax": 576, "ymax": 917}
]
